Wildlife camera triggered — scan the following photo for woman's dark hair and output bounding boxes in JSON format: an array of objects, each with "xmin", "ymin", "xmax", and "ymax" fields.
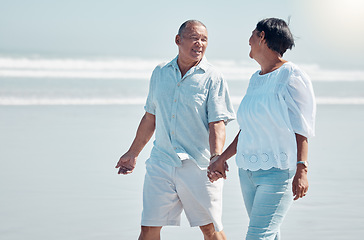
[{"xmin": 256, "ymin": 18, "xmax": 295, "ymax": 56}]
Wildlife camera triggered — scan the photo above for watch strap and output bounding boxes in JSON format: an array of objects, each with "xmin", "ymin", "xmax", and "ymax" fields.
[{"xmin": 297, "ymin": 161, "xmax": 308, "ymax": 167}]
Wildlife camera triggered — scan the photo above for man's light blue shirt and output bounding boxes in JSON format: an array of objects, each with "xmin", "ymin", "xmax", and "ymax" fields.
[{"xmin": 144, "ymin": 56, "xmax": 235, "ymax": 169}]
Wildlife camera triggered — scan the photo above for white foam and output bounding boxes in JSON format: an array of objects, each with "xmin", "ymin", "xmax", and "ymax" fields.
[
  {"xmin": 233, "ymin": 97, "xmax": 364, "ymax": 105},
  {"xmin": 0, "ymin": 57, "xmax": 159, "ymax": 79},
  {"xmin": 0, "ymin": 97, "xmax": 146, "ymax": 106},
  {"xmin": 1, "ymin": 96, "xmax": 364, "ymax": 106},
  {"xmin": 0, "ymin": 69, "xmax": 151, "ymax": 79}
]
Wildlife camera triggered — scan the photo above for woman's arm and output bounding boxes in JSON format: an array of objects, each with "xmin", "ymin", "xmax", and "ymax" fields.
[
  {"xmin": 208, "ymin": 130, "xmax": 240, "ymax": 181},
  {"xmin": 292, "ymin": 133, "xmax": 309, "ymax": 200}
]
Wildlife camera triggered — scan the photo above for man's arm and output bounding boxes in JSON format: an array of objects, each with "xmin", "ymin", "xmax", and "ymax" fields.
[
  {"xmin": 292, "ymin": 133, "xmax": 309, "ymax": 200},
  {"xmin": 208, "ymin": 120, "xmax": 226, "ymax": 157},
  {"xmin": 208, "ymin": 131, "xmax": 240, "ymax": 181},
  {"xmin": 115, "ymin": 112, "xmax": 155, "ymax": 175}
]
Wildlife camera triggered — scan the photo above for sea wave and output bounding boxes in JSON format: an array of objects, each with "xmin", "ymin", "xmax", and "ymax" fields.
[
  {"xmin": 0, "ymin": 56, "xmax": 364, "ymax": 81},
  {"xmin": 1, "ymin": 97, "xmax": 364, "ymax": 106},
  {"xmin": 0, "ymin": 57, "xmax": 159, "ymax": 79},
  {"xmin": 0, "ymin": 97, "xmax": 147, "ymax": 106}
]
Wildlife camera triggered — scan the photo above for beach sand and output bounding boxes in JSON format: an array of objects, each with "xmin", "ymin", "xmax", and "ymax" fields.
[{"xmin": 0, "ymin": 104, "xmax": 363, "ymax": 239}]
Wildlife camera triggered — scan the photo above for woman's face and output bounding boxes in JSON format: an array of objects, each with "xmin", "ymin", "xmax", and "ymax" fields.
[{"xmin": 248, "ymin": 29, "xmax": 262, "ymax": 59}]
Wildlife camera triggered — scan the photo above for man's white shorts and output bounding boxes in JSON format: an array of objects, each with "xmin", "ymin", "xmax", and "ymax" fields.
[{"xmin": 141, "ymin": 158, "xmax": 224, "ymax": 232}]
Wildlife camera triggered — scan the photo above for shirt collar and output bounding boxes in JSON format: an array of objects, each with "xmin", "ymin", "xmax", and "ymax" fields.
[{"xmin": 167, "ymin": 55, "xmax": 208, "ymax": 73}]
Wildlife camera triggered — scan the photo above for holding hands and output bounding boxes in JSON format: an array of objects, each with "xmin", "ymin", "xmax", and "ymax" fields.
[{"xmin": 207, "ymin": 155, "xmax": 229, "ymax": 183}]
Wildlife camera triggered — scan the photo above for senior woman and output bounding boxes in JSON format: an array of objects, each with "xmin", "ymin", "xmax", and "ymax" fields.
[{"xmin": 208, "ymin": 18, "xmax": 316, "ymax": 239}]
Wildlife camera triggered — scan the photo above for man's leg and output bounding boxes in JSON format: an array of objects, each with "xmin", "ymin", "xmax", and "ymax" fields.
[
  {"xmin": 138, "ymin": 226, "xmax": 162, "ymax": 240},
  {"xmin": 140, "ymin": 159, "xmax": 183, "ymax": 239},
  {"xmin": 175, "ymin": 160, "xmax": 225, "ymax": 236},
  {"xmin": 199, "ymin": 223, "xmax": 227, "ymax": 240}
]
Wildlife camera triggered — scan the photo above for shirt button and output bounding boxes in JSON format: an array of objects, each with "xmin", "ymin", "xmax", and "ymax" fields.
[
  {"xmin": 177, "ymin": 83, "xmax": 180, "ymax": 87},
  {"xmin": 172, "ymin": 115, "xmax": 175, "ymax": 118},
  {"xmin": 174, "ymin": 147, "xmax": 177, "ymax": 150},
  {"xmin": 171, "ymin": 131, "xmax": 174, "ymax": 135},
  {"xmin": 174, "ymin": 99, "xmax": 177, "ymax": 102}
]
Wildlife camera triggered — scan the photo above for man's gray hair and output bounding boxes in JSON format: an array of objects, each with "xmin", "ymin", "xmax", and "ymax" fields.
[{"xmin": 178, "ymin": 20, "xmax": 207, "ymax": 36}]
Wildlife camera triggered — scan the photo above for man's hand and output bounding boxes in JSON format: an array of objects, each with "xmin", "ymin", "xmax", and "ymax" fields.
[
  {"xmin": 292, "ymin": 165, "xmax": 308, "ymax": 200},
  {"xmin": 207, "ymin": 156, "xmax": 228, "ymax": 183},
  {"xmin": 115, "ymin": 112, "xmax": 155, "ymax": 175},
  {"xmin": 115, "ymin": 153, "xmax": 137, "ymax": 175}
]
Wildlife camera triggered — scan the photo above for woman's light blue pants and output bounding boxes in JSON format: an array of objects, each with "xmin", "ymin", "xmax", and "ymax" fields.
[{"xmin": 239, "ymin": 167, "xmax": 295, "ymax": 240}]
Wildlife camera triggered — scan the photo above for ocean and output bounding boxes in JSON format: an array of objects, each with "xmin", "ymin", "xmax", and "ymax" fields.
[{"xmin": 1, "ymin": 55, "xmax": 364, "ymax": 239}]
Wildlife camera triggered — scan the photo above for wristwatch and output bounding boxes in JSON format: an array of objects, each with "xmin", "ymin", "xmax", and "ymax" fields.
[
  {"xmin": 297, "ymin": 161, "xmax": 309, "ymax": 167},
  {"xmin": 210, "ymin": 153, "xmax": 220, "ymax": 160}
]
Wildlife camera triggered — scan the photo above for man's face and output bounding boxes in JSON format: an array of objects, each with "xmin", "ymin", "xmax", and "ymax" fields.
[{"xmin": 176, "ymin": 23, "xmax": 208, "ymax": 63}]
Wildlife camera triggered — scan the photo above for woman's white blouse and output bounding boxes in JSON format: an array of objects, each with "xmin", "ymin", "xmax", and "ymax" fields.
[{"xmin": 236, "ymin": 62, "xmax": 316, "ymax": 171}]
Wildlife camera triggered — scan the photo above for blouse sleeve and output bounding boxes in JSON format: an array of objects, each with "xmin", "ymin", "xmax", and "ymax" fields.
[{"xmin": 285, "ymin": 67, "xmax": 316, "ymax": 138}]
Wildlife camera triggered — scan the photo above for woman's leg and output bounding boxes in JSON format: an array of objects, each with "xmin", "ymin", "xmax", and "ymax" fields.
[
  {"xmin": 240, "ymin": 168, "xmax": 295, "ymax": 240},
  {"xmin": 238, "ymin": 168, "xmax": 256, "ymax": 217}
]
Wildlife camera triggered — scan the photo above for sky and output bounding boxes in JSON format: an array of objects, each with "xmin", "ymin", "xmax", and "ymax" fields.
[{"xmin": 0, "ymin": 0, "xmax": 363, "ymax": 70}]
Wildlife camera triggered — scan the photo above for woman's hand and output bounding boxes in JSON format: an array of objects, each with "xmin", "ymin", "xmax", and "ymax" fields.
[
  {"xmin": 292, "ymin": 165, "xmax": 308, "ymax": 200},
  {"xmin": 293, "ymin": 134, "xmax": 309, "ymax": 200}
]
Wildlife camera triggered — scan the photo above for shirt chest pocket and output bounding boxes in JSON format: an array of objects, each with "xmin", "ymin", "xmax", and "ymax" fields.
[{"xmin": 180, "ymin": 83, "xmax": 208, "ymax": 106}]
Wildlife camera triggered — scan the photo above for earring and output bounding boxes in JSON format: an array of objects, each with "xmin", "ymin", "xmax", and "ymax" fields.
[{"xmin": 259, "ymin": 41, "xmax": 261, "ymax": 46}]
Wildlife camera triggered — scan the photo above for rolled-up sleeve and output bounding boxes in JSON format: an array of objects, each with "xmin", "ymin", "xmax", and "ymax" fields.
[
  {"xmin": 207, "ymin": 73, "xmax": 236, "ymax": 124},
  {"xmin": 285, "ymin": 69, "xmax": 316, "ymax": 138},
  {"xmin": 144, "ymin": 68, "xmax": 157, "ymax": 115}
]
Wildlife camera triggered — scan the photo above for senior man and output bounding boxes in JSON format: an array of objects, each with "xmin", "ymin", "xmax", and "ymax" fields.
[{"xmin": 116, "ymin": 20, "xmax": 235, "ymax": 240}]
